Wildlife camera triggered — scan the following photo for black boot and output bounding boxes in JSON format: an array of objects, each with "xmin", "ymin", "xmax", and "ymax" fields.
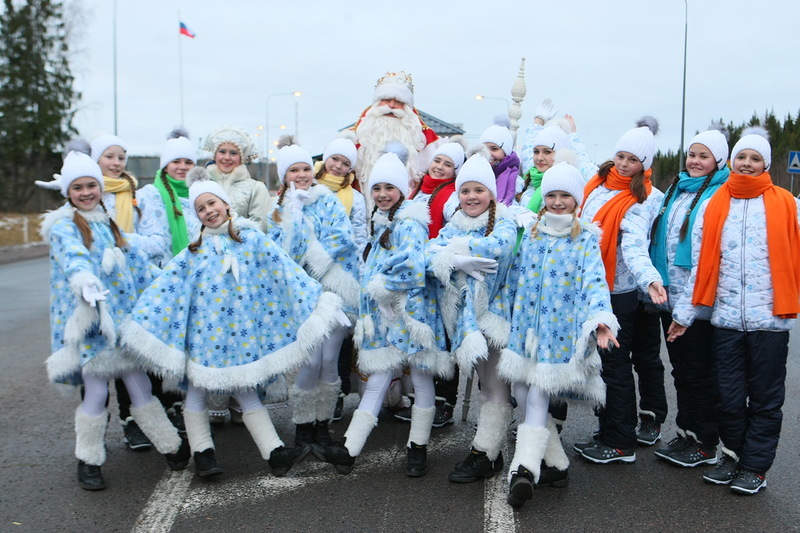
[
  {"xmin": 318, "ymin": 440, "xmax": 356, "ymax": 474},
  {"xmin": 165, "ymin": 438, "xmax": 191, "ymax": 471},
  {"xmin": 193, "ymin": 448, "xmax": 223, "ymax": 477},
  {"xmin": 536, "ymin": 461, "xmax": 569, "ymax": 488},
  {"xmin": 267, "ymin": 445, "xmax": 309, "ymax": 477},
  {"xmin": 314, "ymin": 420, "xmax": 333, "ymax": 446},
  {"xmin": 295, "ymin": 423, "xmax": 315, "ymax": 447},
  {"xmin": 406, "ymin": 442, "xmax": 428, "ymax": 477},
  {"xmin": 77, "ymin": 461, "xmax": 106, "ymax": 490},
  {"xmin": 507, "ymin": 465, "xmax": 535, "ymax": 508},
  {"xmin": 448, "ymin": 448, "xmax": 504, "ymax": 483}
]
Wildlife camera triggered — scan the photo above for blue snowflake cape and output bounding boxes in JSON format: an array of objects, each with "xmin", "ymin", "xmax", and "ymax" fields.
[
  {"xmin": 120, "ymin": 218, "xmax": 344, "ymax": 393},
  {"xmin": 41, "ymin": 204, "xmax": 160, "ymax": 386},
  {"xmin": 498, "ymin": 214, "xmax": 618, "ymax": 405},
  {"xmin": 269, "ymin": 185, "xmax": 360, "ymax": 316},
  {"xmin": 354, "ymin": 201, "xmax": 451, "ymax": 378},
  {"xmin": 427, "ymin": 203, "xmax": 517, "ymax": 369}
]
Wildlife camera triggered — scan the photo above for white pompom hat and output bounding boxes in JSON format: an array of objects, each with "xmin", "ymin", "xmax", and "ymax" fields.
[
  {"xmin": 187, "ymin": 167, "xmax": 232, "ymax": 214},
  {"xmin": 731, "ymin": 127, "xmax": 771, "ymax": 170},
  {"xmin": 277, "ymin": 144, "xmax": 313, "ymax": 181},
  {"xmin": 614, "ymin": 117, "xmax": 659, "ymax": 171},
  {"xmin": 432, "ymin": 142, "xmax": 466, "ymax": 172},
  {"xmin": 90, "ymin": 134, "xmax": 127, "ymax": 162},
  {"xmin": 540, "ymin": 161, "xmax": 585, "ymax": 205},
  {"xmin": 368, "ymin": 152, "xmax": 409, "ymax": 197},
  {"xmin": 455, "ymin": 154, "xmax": 497, "ymax": 198},
  {"xmin": 160, "ymin": 135, "xmax": 197, "ymax": 169},
  {"xmin": 323, "ymin": 138, "xmax": 358, "ymax": 168},
  {"xmin": 60, "ymin": 151, "xmax": 104, "ymax": 198},
  {"xmin": 687, "ymin": 129, "xmax": 729, "ymax": 170}
]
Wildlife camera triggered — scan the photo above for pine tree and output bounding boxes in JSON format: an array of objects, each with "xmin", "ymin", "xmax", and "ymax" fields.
[{"xmin": 0, "ymin": 0, "xmax": 78, "ymax": 211}]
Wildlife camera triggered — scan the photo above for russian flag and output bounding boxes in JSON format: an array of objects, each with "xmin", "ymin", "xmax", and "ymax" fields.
[{"xmin": 179, "ymin": 22, "xmax": 195, "ymax": 38}]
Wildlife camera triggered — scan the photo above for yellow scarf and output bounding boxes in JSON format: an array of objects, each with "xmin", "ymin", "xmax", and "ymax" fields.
[
  {"xmin": 103, "ymin": 172, "xmax": 138, "ymax": 232},
  {"xmin": 314, "ymin": 161, "xmax": 355, "ymax": 215}
]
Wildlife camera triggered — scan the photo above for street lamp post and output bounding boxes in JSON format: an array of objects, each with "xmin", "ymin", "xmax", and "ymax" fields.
[
  {"xmin": 678, "ymin": 0, "xmax": 688, "ymax": 170},
  {"xmin": 265, "ymin": 91, "xmax": 302, "ymax": 156},
  {"xmin": 475, "ymin": 94, "xmax": 510, "ymax": 114}
]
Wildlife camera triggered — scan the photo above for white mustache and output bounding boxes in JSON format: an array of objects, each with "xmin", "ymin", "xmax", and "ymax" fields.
[{"xmin": 368, "ymin": 105, "xmax": 407, "ymax": 119}]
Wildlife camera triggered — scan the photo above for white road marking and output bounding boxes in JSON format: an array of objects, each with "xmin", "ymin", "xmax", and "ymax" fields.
[
  {"xmin": 131, "ymin": 469, "xmax": 192, "ymax": 533},
  {"xmin": 484, "ymin": 445, "xmax": 517, "ymax": 533}
]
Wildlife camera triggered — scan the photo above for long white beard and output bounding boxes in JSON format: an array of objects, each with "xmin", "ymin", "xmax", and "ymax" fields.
[{"xmin": 355, "ymin": 104, "xmax": 426, "ymax": 212}]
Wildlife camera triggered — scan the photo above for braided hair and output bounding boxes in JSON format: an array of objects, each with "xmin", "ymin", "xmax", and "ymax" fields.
[
  {"xmin": 188, "ymin": 209, "xmax": 241, "ymax": 253},
  {"xmin": 598, "ymin": 160, "xmax": 647, "ymax": 203},
  {"xmin": 69, "ymin": 199, "xmax": 127, "ymax": 250},
  {"xmin": 362, "ymin": 194, "xmax": 405, "ymax": 262},
  {"xmin": 650, "ymin": 175, "xmax": 681, "ymax": 241},
  {"xmin": 159, "ymin": 168, "xmax": 183, "ymax": 218},
  {"xmin": 271, "ymin": 184, "xmax": 290, "ymax": 223},
  {"xmin": 453, "ymin": 199, "xmax": 498, "ymax": 237},
  {"xmin": 120, "ymin": 171, "xmax": 142, "ymax": 218}
]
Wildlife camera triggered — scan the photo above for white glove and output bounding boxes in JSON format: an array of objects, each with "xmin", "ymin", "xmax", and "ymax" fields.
[
  {"xmin": 451, "ymin": 254, "xmax": 498, "ymax": 281},
  {"xmin": 515, "ymin": 210, "xmax": 538, "ymax": 230},
  {"xmin": 81, "ymin": 282, "xmax": 109, "ymax": 307},
  {"xmin": 285, "ymin": 182, "xmax": 310, "ymax": 216},
  {"xmin": 35, "ymin": 173, "xmax": 63, "ymax": 191},
  {"xmin": 534, "ymin": 97, "xmax": 557, "ymax": 123},
  {"xmin": 378, "ymin": 301, "xmax": 396, "ymax": 321},
  {"xmin": 335, "ymin": 309, "xmax": 351, "ymax": 328}
]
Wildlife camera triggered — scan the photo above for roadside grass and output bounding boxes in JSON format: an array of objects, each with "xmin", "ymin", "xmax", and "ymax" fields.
[{"xmin": 0, "ymin": 213, "xmax": 44, "ymax": 246}]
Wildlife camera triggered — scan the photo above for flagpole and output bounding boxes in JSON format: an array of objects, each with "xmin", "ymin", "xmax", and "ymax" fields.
[
  {"xmin": 113, "ymin": 0, "xmax": 118, "ymax": 134},
  {"xmin": 178, "ymin": 12, "xmax": 185, "ymax": 126}
]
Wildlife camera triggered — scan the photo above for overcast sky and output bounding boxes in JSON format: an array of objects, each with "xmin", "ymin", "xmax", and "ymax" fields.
[{"xmin": 67, "ymin": 0, "xmax": 799, "ymax": 166}]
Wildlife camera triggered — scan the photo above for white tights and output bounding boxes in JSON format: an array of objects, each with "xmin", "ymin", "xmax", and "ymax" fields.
[
  {"xmin": 516, "ymin": 383, "xmax": 549, "ymax": 428},
  {"xmin": 184, "ymin": 382, "xmax": 263, "ymax": 414},
  {"xmin": 294, "ymin": 325, "xmax": 346, "ymax": 390},
  {"xmin": 81, "ymin": 369, "xmax": 152, "ymax": 417},
  {"xmin": 475, "ymin": 350, "xmax": 511, "ymax": 404},
  {"xmin": 358, "ymin": 367, "xmax": 435, "ymax": 418}
]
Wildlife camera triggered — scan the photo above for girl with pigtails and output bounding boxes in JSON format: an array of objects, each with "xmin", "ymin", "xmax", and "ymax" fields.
[
  {"xmin": 42, "ymin": 148, "xmax": 190, "ymax": 491},
  {"xmin": 425, "ymin": 153, "xmax": 518, "ymax": 484},
  {"xmin": 648, "ymin": 127, "xmax": 730, "ymax": 468},
  {"xmin": 320, "ymin": 145, "xmax": 450, "ymax": 477},
  {"xmin": 121, "ymin": 167, "xmax": 348, "ymax": 480},
  {"xmin": 267, "ymin": 137, "xmax": 361, "ymax": 454}
]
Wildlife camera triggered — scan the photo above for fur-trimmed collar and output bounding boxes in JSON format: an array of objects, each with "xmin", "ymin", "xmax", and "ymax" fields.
[
  {"xmin": 371, "ymin": 200, "xmax": 430, "ymax": 229},
  {"xmin": 302, "ymin": 184, "xmax": 333, "ymax": 206},
  {"xmin": 448, "ymin": 203, "xmax": 510, "ymax": 232},
  {"xmin": 40, "ymin": 204, "xmax": 109, "ymax": 240}
]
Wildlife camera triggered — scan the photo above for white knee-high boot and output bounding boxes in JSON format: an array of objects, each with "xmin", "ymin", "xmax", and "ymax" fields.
[
  {"xmin": 290, "ymin": 384, "xmax": 318, "ymax": 425},
  {"xmin": 407, "ymin": 405, "xmax": 436, "ymax": 447},
  {"xmin": 130, "ymin": 398, "xmax": 182, "ymax": 454},
  {"xmin": 242, "ymin": 407, "xmax": 283, "ymax": 460},
  {"xmin": 183, "ymin": 409, "xmax": 215, "ymax": 454},
  {"xmin": 542, "ymin": 415, "xmax": 570, "ymax": 471},
  {"xmin": 472, "ymin": 401, "xmax": 512, "ymax": 461},
  {"xmin": 75, "ymin": 407, "xmax": 108, "ymax": 466},
  {"xmin": 343, "ymin": 409, "xmax": 378, "ymax": 457},
  {"xmin": 316, "ymin": 379, "xmax": 341, "ymax": 422},
  {"xmin": 508, "ymin": 424, "xmax": 550, "ymax": 482}
]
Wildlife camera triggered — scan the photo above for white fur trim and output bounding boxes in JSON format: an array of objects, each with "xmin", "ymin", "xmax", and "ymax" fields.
[
  {"xmin": 472, "ymin": 401, "xmax": 512, "ymax": 461},
  {"xmin": 365, "ymin": 274, "xmax": 394, "ymax": 306},
  {"xmin": 344, "ymin": 409, "xmax": 378, "ymax": 457},
  {"xmin": 40, "ymin": 204, "xmax": 74, "ymax": 240},
  {"xmin": 183, "ymin": 409, "xmax": 214, "ymax": 454},
  {"xmin": 408, "ymin": 348, "xmax": 454, "ymax": 379},
  {"xmin": 454, "ymin": 330, "xmax": 489, "ymax": 369},
  {"xmin": 543, "ymin": 416, "xmax": 570, "ymax": 471},
  {"xmin": 242, "ymin": 407, "xmax": 283, "ymax": 459},
  {"xmin": 74, "ymin": 408, "xmax": 108, "ymax": 465},
  {"xmin": 119, "ymin": 319, "xmax": 187, "ymax": 380},
  {"xmin": 508, "ymin": 424, "xmax": 550, "ymax": 483},
  {"xmin": 303, "ymin": 239, "xmax": 359, "ymax": 308},
  {"xmin": 396, "ymin": 200, "xmax": 431, "ymax": 226},
  {"xmin": 316, "ymin": 379, "xmax": 341, "ymax": 421},
  {"xmin": 472, "ymin": 280, "xmax": 510, "ymax": 349},
  {"xmin": 302, "ymin": 239, "xmax": 335, "ymax": 280},
  {"xmin": 130, "ymin": 398, "xmax": 182, "ymax": 454},
  {"xmin": 374, "ymin": 83, "xmax": 413, "ymax": 107},
  {"xmin": 407, "ymin": 405, "xmax": 436, "ymax": 446},
  {"xmin": 356, "ymin": 345, "xmax": 407, "ymax": 375},
  {"xmin": 290, "ymin": 384, "xmax": 319, "ymax": 424}
]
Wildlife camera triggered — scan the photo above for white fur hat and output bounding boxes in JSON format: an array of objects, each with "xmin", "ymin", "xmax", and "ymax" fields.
[
  {"xmin": 368, "ymin": 152, "xmax": 409, "ymax": 197},
  {"xmin": 731, "ymin": 127, "xmax": 771, "ymax": 170},
  {"xmin": 60, "ymin": 151, "xmax": 104, "ymax": 197},
  {"xmin": 277, "ymin": 143, "xmax": 313, "ymax": 180},
  {"xmin": 687, "ymin": 129, "xmax": 729, "ymax": 170},
  {"xmin": 187, "ymin": 167, "xmax": 232, "ymax": 214},
  {"xmin": 479, "ymin": 116, "xmax": 514, "ymax": 158},
  {"xmin": 531, "ymin": 124, "xmax": 570, "ymax": 152},
  {"xmin": 322, "ymin": 137, "xmax": 358, "ymax": 168},
  {"xmin": 90, "ymin": 134, "xmax": 127, "ymax": 162},
  {"xmin": 373, "ymin": 71, "xmax": 414, "ymax": 106},
  {"xmin": 160, "ymin": 129, "xmax": 197, "ymax": 169},
  {"xmin": 455, "ymin": 154, "xmax": 497, "ymax": 198},
  {"xmin": 541, "ymin": 161, "xmax": 585, "ymax": 205},
  {"xmin": 432, "ymin": 142, "xmax": 466, "ymax": 172},
  {"xmin": 614, "ymin": 117, "xmax": 659, "ymax": 171},
  {"xmin": 203, "ymin": 125, "xmax": 258, "ymax": 164}
]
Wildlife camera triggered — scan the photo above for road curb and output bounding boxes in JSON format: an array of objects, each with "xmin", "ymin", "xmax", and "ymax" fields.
[{"xmin": 0, "ymin": 242, "xmax": 48, "ymax": 265}]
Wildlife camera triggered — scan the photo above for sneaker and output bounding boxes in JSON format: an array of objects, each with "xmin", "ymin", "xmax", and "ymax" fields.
[
  {"xmin": 536, "ymin": 463, "xmax": 569, "ymax": 488},
  {"xmin": 406, "ymin": 442, "xmax": 427, "ymax": 477},
  {"xmin": 703, "ymin": 454, "xmax": 738, "ymax": 485},
  {"xmin": 332, "ymin": 394, "xmax": 344, "ymax": 422},
  {"xmin": 636, "ymin": 415, "xmax": 661, "ymax": 446},
  {"xmin": 393, "ymin": 405, "xmax": 412, "ymax": 422},
  {"xmin": 432, "ymin": 402, "xmax": 455, "ymax": 428},
  {"xmin": 267, "ymin": 445, "xmax": 311, "ymax": 477},
  {"xmin": 448, "ymin": 448, "xmax": 503, "ymax": 483},
  {"xmin": 572, "ymin": 437, "xmax": 602, "ymax": 454},
  {"xmin": 580, "ymin": 443, "xmax": 636, "ymax": 464},
  {"xmin": 654, "ymin": 434, "xmax": 690, "ymax": 461},
  {"xmin": 507, "ymin": 466, "xmax": 534, "ymax": 508},
  {"xmin": 730, "ymin": 468, "xmax": 767, "ymax": 495},
  {"xmin": 122, "ymin": 417, "xmax": 152, "ymax": 451},
  {"xmin": 193, "ymin": 448, "xmax": 223, "ymax": 477},
  {"xmin": 77, "ymin": 461, "xmax": 106, "ymax": 490},
  {"xmin": 165, "ymin": 438, "xmax": 191, "ymax": 471},
  {"xmin": 666, "ymin": 442, "xmax": 718, "ymax": 468}
]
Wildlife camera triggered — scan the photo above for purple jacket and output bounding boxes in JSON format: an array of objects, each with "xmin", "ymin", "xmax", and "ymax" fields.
[{"xmin": 494, "ymin": 152, "xmax": 520, "ymax": 206}]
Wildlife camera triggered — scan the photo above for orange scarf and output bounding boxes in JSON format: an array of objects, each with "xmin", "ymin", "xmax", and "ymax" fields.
[
  {"xmin": 581, "ymin": 167, "xmax": 652, "ymax": 290},
  {"xmin": 692, "ymin": 172, "xmax": 800, "ymax": 318}
]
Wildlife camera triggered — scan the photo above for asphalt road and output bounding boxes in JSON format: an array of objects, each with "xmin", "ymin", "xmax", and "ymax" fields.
[{"xmin": 1, "ymin": 256, "xmax": 798, "ymax": 533}]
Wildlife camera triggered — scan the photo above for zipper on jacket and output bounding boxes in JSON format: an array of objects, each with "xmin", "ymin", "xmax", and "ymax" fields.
[{"xmin": 739, "ymin": 200, "xmax": 748, "ymax": 332}]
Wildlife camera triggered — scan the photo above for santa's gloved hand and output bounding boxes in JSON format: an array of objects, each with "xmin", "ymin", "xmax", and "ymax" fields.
[
  {"xmin": 35, "ymin": 173, "xmax": 63, "ymax": 191},
  {"xmin": 534, "ymin": 97, "xmax": 557, "ymax": 123},
  {"xmin": 378, "ymin": 301, "xmax": 396, "ymax": 322},
  {"xmin": 515, "ymin": 210, "xmax": 538, "ymax": 230},
  {"xmin": 335, "ymin": 309, "xmax": 351, "ymax": 328},
  {"xmin": 81, "ymin": 282, "xmax": 109, "ymax": 307},
  {"xmin": 451, "ymin": 254, "xmax": 498, "ymax": 281}
]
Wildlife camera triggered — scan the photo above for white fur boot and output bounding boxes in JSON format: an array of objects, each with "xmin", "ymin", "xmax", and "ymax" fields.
[
  {"xmin": 74, "ymin": 407, "xmax": 108, "ymax": 466},
  {"xmin": 542, "ymin": 416, "xmax": 570, "ymax": 472},
  {"xmin": 508, "ymin": 424, "xmax": 550, "ymax": 483},
  {"xmin": 242, "ymin": 407, "xmax": 283, "ymax": 460},
  {"xmin": 407, "ymin": 405, "xmax": 436, "ymax": 447},
  {"xmin": 343, "ymin": 409, "xmax": 378, "ymax": 457},
  {"xmin": 316, "ymin": 379, "xmax": 341, "ymax": 422},
  {"xmin": 290, "ymin": 384, "xmax": 318, "ymax": 425},
  {"xmin": 472, "ymin": 401, "xmax": 512, "ymax": 461},
  {"xmin": 130, "ymin": 398, "xmax": 182, "ymax": 454},
  {"xmin": 183, "ymin": 409, "xmax": 215, "ymax": 454}
]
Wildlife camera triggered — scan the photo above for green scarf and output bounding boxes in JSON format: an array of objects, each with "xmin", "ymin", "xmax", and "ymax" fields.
[
  {"xmin": 524, "ymin": 167, "xmax": 545, "ymax": 213},
  {"xmin": 153, "ymin": 169, "xmax": 190, "ymax": 257}
]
